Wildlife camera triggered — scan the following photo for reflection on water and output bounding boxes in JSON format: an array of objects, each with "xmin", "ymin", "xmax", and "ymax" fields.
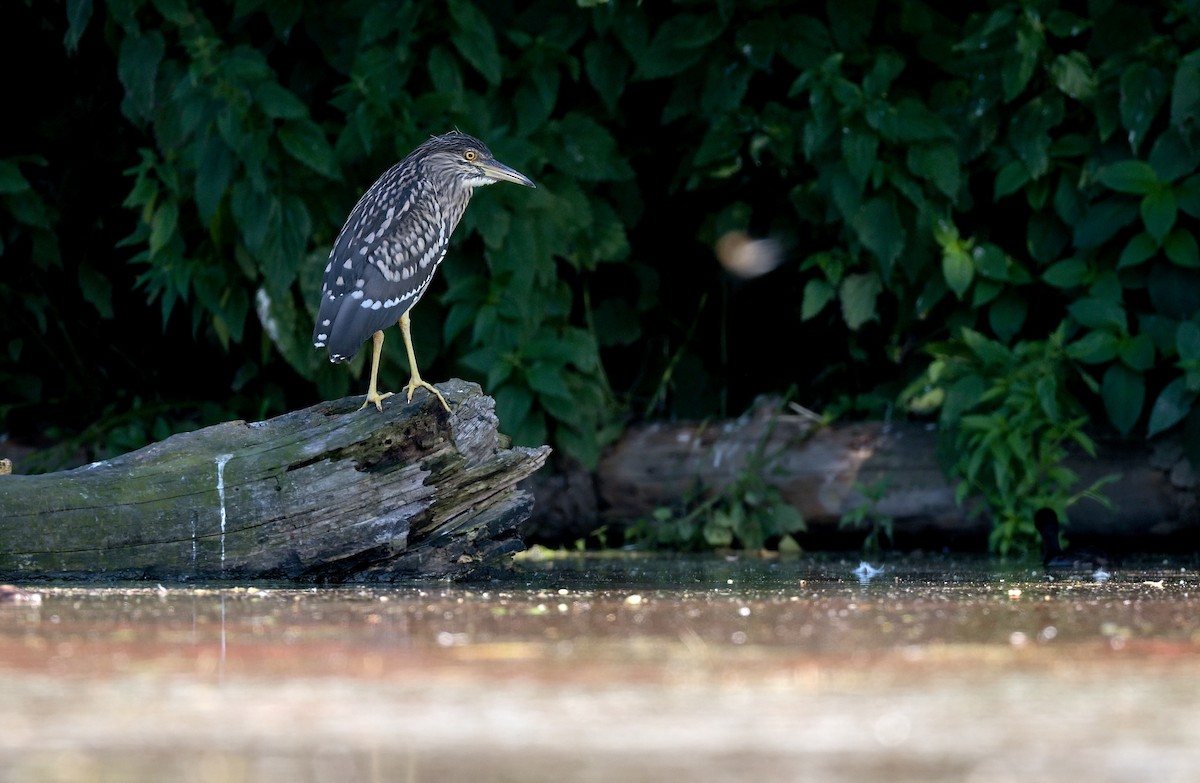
[{"xmin": 1, "ymin": 553, "xmax": 1199, "ymax": 782}]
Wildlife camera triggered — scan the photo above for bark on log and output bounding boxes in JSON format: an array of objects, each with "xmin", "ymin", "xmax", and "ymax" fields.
[
  {"xmin": 586, "ymin": 408, "xmax": 1199, "ymax": 549},
  {"xmin": 0, "ymin": 380, "xmax": 549, "ymax": 582}
]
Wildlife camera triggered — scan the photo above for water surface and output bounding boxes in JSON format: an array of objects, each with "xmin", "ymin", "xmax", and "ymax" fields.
[{"xmin": 1, "ymin": 553, "xmax": 1198, "ymax": 782}]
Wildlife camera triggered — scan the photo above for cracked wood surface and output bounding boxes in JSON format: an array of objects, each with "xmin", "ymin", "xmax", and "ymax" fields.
[{"xmin": 0, "ymin": 380, "xmax": 549, "ymax": 582}]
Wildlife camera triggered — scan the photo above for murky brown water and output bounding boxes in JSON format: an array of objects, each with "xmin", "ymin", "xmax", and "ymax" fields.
[{"xmin": 1, "ymin": 553, "xmax": 1199, "ymax": 783}]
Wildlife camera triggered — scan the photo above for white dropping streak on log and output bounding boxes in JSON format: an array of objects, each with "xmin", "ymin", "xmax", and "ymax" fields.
[{"xmin": 215, "ymin": 453, "xmax": 234, "ymax": 569}]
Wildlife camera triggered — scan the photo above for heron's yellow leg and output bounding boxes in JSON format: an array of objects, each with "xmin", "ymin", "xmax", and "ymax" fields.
[
  {"xmin": 399, "ymin": 312, "xmax": 450, "ymax": 412},
  {"xmin": 359, "ymin": 329, "xmax": 395, "ymax": 412}
]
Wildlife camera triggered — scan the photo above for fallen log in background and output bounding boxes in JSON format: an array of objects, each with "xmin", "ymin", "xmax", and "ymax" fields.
[
  {"xmin": 527, "ymin": 406, "xmax": 1198, "ymax": 550},
  {"xmin": 0, "ymin": 380, "xmax": 549, "ymax": 582}
]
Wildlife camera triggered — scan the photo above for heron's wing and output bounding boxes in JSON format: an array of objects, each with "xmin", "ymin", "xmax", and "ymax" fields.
[{"xmin": 313, "ymin": 170, "xmax": 451, "ymax": 362}]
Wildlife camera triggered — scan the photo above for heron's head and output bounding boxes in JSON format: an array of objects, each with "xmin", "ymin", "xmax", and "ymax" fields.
[{"xmin": 415, "ymin": 131, "xmax": 536, "ymax": 189}]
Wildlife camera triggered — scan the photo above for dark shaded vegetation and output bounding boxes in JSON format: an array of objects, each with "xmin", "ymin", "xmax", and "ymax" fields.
[{"xmin": 3, "ymin": 0, "xmax": 1199, "ymax": 551}]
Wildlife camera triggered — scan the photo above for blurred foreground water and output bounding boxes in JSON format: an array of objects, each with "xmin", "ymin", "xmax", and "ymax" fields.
[{"xmin": 1, "ymin": 553, "xmax": 1198, "ymax": 783}]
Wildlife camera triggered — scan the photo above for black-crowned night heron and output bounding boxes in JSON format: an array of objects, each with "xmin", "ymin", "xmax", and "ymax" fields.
[{"xmin": 313, "ymin": 131, "xmax": 535, "ymax": 411}]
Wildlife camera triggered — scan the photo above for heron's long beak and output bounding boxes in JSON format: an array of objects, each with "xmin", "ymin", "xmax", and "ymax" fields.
[{"xmin": 480, "ymin": 160, "xmax": 536, "ymax": 188}]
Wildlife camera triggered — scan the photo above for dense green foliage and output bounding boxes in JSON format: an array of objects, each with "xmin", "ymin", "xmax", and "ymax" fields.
[
  {"xmin": 905, "ymin": 325, "xmax": 1117, "ymax": 553},
  {"xmin": 3, "ymin": 1, "xmax": 1200, "ymax": 550}
]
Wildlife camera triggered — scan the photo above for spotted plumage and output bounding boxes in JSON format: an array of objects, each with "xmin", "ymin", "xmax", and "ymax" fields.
[{"xmin": 313, "ymin": 131, "xmax": 535, "ymax": 411}]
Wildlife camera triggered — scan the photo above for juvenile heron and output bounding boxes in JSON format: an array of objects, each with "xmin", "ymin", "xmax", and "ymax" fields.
[{"xmin": 313, "ymin": 131, "xmax": 535, "ymax": 411}]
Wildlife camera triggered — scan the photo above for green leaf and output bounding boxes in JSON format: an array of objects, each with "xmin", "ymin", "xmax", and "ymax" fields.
[
  {"xmin": 447, "ymin": 0, "xmax": 502, "ymax": 84},
  {"xmin": 278, "ymin": 119, "xmax": 339, "ymax": 178},
  {"xmin": 839, "ymin": 272, "xmax": 882, "ymax": 330},
  {"xmin": 1119, "ymin": 333, "xmax": 1155, "ymax": 372},
  {"xmin": 852, "ymin": 197, "xmax": 905, "ymax": 274},
  {"xmin": 231, "ymin": 182, "xmax": 270, "ymax": 253},
  {"xmin": 514, "ymin": 73, "xmax": 559, "ymax": 136},
  {"xmin": 78, "ymin": 264, "xmax": 113, "ymax": 319},
  {"xmin": 974, "ymin": 243, "xmax": 1009, "ymax": 281},
  {"xmin": 117, "ymin": 31, "xmax": 166, "ymax": 122},
  {"xmin": 1140, "ymin": 187, "xmax": 1177, "ymax": 243},
  {"xmin": 988, "ymin": 295, "xmax": 1027, "ymax": 343},
  {"xmin": 1036, "ymin": 374, "xmax": 1059, "ymax": 422},
  {"xmin": 427, "ymin": 46, "xmax": 463, "ymax": 97},
  {"xmin": 588, "ymin": 200, "xmax": 629, "ymax": 262},
  {"xmin": 269, "ymin": 193, "xmax": 310, "ymax": 293},
  {"xmin": 584, "ymin": 39, "xmax": 628, "ymax": 113},
  {"xmin": 1066, "ymin": 330, "xmax": 1119, "ymax": 363},
  {"xmin": 961, "ymin": 328, "xmax": 1011, "ymax": 366},
  {"xmin": 842, "ymin": 126, "xmax": 878, "ymax": 188},
  {"xmin": 864, "ymin": 50, "xmax": 906, "ymax": 98},
  {"xmin": 827, "ymin": 0, "xmax": 875, "ymax": 50},
  {"xmin": 194, "ymin": 135, "xmax": 235, "ymax": 224},
  {"xmin": 553, "ymin": 114, "xmax": 634, "ymax": 182},
  {"xmin": 1170, "ymin": 51, "xmax": 1200, "ymax": 130},
  {"xmin": 1102, "ymin": 363, "xmax": 1144, "ymax": 435},
  {"xmin": 770, "ymin": 503, "xmax": 806, "ymax": 534},
  {"xmin": 493, "ymin": 383, "xmax": 535, "ymax": 434},
  {"xmin": 634, "ymin": 13, "xmax": 724, "ymax": 79},
  {"xmin": 1003, "ymin": 25, "xmax": 1040, "ymax": 100},
  {"xmin": 1177, "ymin": 174, "xmax": 1200, "ymax": 218},
  {"xmin": 1118, "ymin": 232, "xmax": 1158, "ymax": 268},
  {"xmin": 1097, "ymin": 160, "xmax": 1159, "ymax": 194},
  {"xmin": 994, "ymin": 161, "xmax": 1029, "ymax": 200},
  {"xmin": 1120, "ymin": 62, "xmax": 1167, "ymax": 153},
  {"xmin": 592, "ymin": 298, "xmax": 640, "ymax": 347},
  {"xmin": 64, "ymin": 0, "xmax": 93, "ymax": 51},
  {"xmin": 1068, "ymin": 297, "xmax": 1127, "ymax": 332},
  {"xmin": 907, "ymin": 143, "xmax": 960, "ymax": 199},
  {"xmin": 941, "ymin": 373, "xmax": 986, "ymax": 424},
  {"xmin": 1042, "ymin": 257, "xmax": 1087, "ymax": 288},
  {"xmin": 1027, "ymin": 212, "xmax": 1068, "ymax": 264},
  {"xmin": 801, "ymin": 278, "xmax": 836, "ymax": 320},
  {"xmin": 703, "ymin": 513, "xmax": 734, "ymax": 547},
  {"xmin": 1072, "ymin": 198, "xmax": 1138, "ymax": 248},
  {"xmin": 1049, "ymin": 51, "xmax": 1095, "ymax": 101},
  {"xmin": 942, "ymin": 244, "xmax": 974, "ymax": 300},
  {"xmin": 1164, "ymin": 229, "xmax": 1200, "ymax": 268},
  {"xmin": 1179, "ymin": 321, "xmax": 1200, "ymax": 361},
  {"xmin": 222, "ymin": 45, "xmax": 270, "ymax": 81},
  {"xmin": 254, "ymin": 81, "xmax": 308, "ymax": 120},
  {"xmin": 149, "ymin": 200, "xmax": 178, "ymax": 257},
  {"xmin": 972, "ymin": 279, "xmax": 1002, "ymax": 308},
  {"xmin": 151, "ymin": 0, "xmax": 192, "ymax": 25},
  {"xmin": 879, "ymin": 98, "xmax": 951, "ymax": 143},
  {"xmin": 555, "ymin": 424, "xmax": 600, "ymax": 471},
  {"xmin": 1149, "ymin": 128, "xmax": 1199, "ymax": 183},
  {"xmin": 1009, "ymin": 95, "xmax": 1062, "ymax": 178},
  {"xmin": 0, "ymin": 160, "xmax": 31, "ymax": 195},
  {"xmin": 1044, "ymin": 9, "xmax": 1091, "ymax": 37},
  {"xmin": 1149, "ymin": 264, "xmax": 1200, "ymax": 319},
  {"xmin": 1147, "ymin": 377, "xmax": 1197, "ymax": 437},
  {"xmin": 264, "ymin": 0, "xmax": 302, "ymax": 36},
  {"xmin": 526, "ymin": 361, "xmax": 572, "ymax": 401},
  {"xmin": 1053, "ymin": 173, "xmax": 1085, "ymax": 224}
]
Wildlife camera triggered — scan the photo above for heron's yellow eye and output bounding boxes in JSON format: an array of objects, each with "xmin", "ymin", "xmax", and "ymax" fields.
[{"xmin": 464, "ymin": 149, "xmax": 477, "ymax": 161}]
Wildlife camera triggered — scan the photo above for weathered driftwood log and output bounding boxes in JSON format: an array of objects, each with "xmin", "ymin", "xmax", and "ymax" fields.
[
  {"xmin": 585, "ymin": 408, "xmax": 1198, "ymax": 549},
  {"xmin": 0, "ymin": 380, "xmax": 549, "ymax": 582}
]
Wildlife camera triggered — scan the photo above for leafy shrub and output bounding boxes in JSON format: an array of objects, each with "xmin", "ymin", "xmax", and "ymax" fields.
[
  {"xmin": 904, "ymin": 325, "xmax": 1116, "ymax": 554},
  {"xmin": 3, "ymin": 2, "xmax": 1198, "ymax": 554},
  {"xmin": 838, "ymin": 476, "xmax": 895, "ymax": 553}
]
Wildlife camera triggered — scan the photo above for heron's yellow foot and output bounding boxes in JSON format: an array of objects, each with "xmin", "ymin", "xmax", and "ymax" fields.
[
  {"xmin": 358, "ymin": 329, "xmax": 393, "ymax": 412},
  {"xmin": 404, "ymin": 376, "xmax": 450, "ymax": 412},
  {"xmin": 358, "ymin": 388, "xmax": 395, "ymax": 412}
]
